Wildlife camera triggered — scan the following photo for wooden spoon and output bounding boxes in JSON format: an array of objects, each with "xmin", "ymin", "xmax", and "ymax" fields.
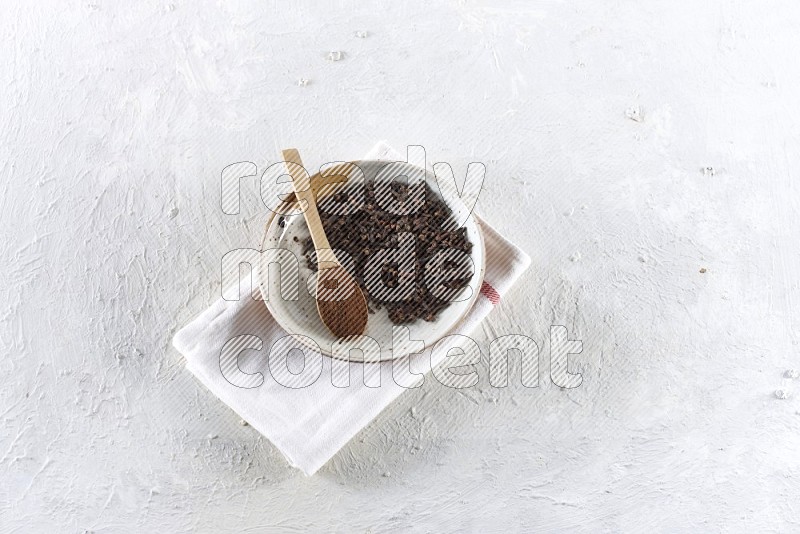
[{"xmin": 282, "ymin": 148, "xmax": 369, "ymax": 338}]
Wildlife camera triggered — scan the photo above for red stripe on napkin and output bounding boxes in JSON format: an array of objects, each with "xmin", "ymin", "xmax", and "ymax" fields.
[{"xmin": 480, "ymin": 281, "xmax": 500, "ymax": 305}]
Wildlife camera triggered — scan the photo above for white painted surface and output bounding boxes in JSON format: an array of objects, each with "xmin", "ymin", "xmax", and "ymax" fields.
[{"xmin": 2, "ymin": 1, "xmax": 799, "ymax": 531}]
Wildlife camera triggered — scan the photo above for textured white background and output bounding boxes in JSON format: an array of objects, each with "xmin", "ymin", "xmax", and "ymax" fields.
[{"xmin": 2, "ymin": 0, "xmax": 800, "ymax": 532}]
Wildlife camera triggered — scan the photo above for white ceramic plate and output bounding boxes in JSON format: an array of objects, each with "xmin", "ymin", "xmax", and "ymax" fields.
[{"xmin": 258, "ymin": 159, "xmax": 485, "ymax": 362}]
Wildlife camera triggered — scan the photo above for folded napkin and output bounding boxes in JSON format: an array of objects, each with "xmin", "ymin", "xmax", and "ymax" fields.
[{"xmin": 172, "ymin": 142, "xmax": 531, "ymax": 475}]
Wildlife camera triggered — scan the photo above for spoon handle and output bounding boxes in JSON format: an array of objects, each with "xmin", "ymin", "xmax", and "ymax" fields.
[{"xmin": 282, "ymin": 149, "xmax": 338, "ymax": 269}]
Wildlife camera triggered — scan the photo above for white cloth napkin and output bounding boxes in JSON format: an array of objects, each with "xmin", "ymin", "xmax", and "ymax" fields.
[{"xmin": 172, "ymin": 142, "xmax": 531, "ymax": 475}]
